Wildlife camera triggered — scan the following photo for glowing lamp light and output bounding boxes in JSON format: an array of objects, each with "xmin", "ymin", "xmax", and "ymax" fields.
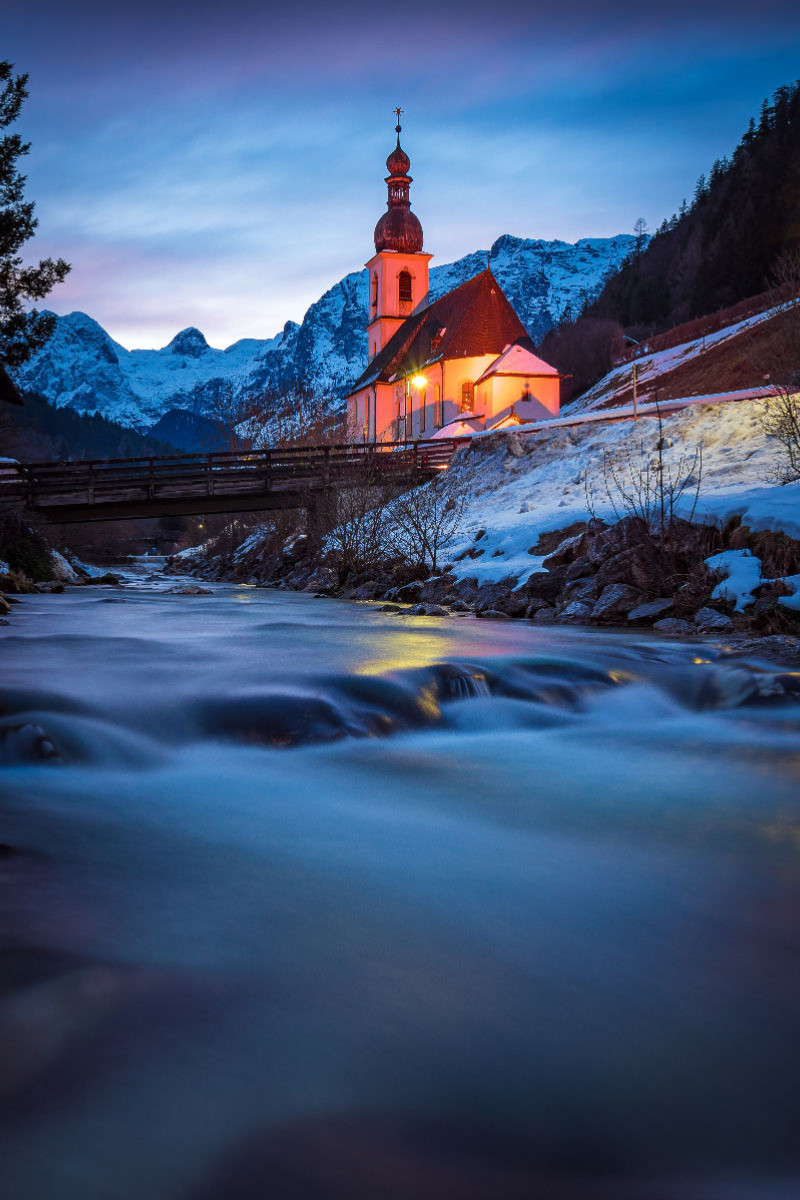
[{"xmin": 411, "ymin": 374, "xmax": 426, "ymax": 389}]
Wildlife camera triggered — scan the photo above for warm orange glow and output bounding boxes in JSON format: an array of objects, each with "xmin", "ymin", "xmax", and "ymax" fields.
[{"xmin": 411, "ymin": 374, "xmax": 426, "ymax": 389}]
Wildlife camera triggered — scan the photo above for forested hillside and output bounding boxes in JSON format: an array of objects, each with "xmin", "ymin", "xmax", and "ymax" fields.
[
  {"xmin": 1, "ymin": 390, "xmax": 177, "ymax": 461},
  {"xmin": 586, "ymin": 79, "xmax": 800, "ymax": 335}
]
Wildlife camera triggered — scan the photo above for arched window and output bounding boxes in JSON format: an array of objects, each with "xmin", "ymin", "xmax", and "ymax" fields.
[
  {"xmin": 461, "ymin": 381, "xmax": 474, "ymax": 411},
  {"xmin": 398, "ymin": 270, "xmax": 413, "ymax": 306},
  {"xmin": 371, "ymin": 273, "xmax": 378, "ymax": 315}
]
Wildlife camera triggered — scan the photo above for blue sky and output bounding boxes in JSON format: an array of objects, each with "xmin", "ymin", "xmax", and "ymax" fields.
[{"xmin": 6, "ymin": 0, "xmax": 800, "ymax": 349}]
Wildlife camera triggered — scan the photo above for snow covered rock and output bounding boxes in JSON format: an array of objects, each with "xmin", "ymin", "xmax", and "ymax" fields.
[
  {"xmin": 778, "ymin": 575, "xmax": 800, "ymax": 612},
  {"xmin": 706, "ymin": 549, "xmax": 762, "ymax": 611},
  {"xmin": 48, "ymin": 550, "xmax": 80, "ymax": 584}
]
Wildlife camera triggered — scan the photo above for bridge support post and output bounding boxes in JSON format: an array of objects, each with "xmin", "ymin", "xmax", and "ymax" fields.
[{"xmin": 305, "ymin": 488, "xmax": 336, "ymax": 551}]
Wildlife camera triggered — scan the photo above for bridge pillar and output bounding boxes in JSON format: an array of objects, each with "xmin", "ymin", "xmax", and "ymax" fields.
[{"xmin": 305, "ymin": 489, "xmax": 336, "ymax": 549}]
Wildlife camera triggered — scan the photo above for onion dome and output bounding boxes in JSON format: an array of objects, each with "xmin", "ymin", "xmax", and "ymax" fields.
[
  {"xmin": 386, "ymin": 142, "xmax": 410, "ymax": 177},
  {"xmin": 373, "ymin": 112, "xmax": 424, "ymax": 254}
]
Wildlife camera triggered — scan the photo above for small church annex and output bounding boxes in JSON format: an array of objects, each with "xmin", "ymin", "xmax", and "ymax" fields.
[{"xmin": 345, "ymin": 118, "xmax": 563, "ymax": 443}]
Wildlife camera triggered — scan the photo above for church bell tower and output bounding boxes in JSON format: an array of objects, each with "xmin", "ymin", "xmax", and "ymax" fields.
[{"xmin": 365, "ymin": 112, "xmax": 432, "ymax": 360}]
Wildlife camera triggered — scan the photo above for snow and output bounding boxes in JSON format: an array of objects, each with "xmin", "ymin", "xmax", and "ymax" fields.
[
  {"xmin": 705, "ymin": 550, "xmax": 762, "ymax": 610},
  {"xmin": 778, "ymin": 575, "xmax": 800, "ymax": 612},
  {"xmin": 435, "ymin": 393, "xmax": 798, "ymax": 587}
]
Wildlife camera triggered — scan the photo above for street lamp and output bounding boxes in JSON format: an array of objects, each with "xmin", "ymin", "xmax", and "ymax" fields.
[{"xmin": 623, "ymin": 335, "xmax": 640, "ymax": 418}]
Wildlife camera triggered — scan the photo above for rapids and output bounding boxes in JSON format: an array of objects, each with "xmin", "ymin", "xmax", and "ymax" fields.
[{"xmin": 1, "ymin": 565, "xmax": 800, "ymax": 1199}]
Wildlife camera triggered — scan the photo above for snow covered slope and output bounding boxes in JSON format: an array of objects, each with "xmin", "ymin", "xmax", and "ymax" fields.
[
  {"xmin": 14, "ymin": 234, "xmax": 635, "ymax": 434},
  {"xmin": 442, "ymin": 394, "xmax": 792, "ymax": 586},
  {"xmin": 569, "ymin": 306, "xmax": 779, "ymax": 415}
]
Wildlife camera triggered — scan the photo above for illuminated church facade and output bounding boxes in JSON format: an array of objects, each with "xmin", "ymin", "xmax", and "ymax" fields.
[{"xmin": 345, "ymin": 119, "xmax": 562, "ymax": 443}]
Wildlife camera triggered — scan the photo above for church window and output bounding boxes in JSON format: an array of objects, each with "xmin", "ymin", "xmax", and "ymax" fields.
[
  {"xmin": 420, "ymin": 390, "xmax": 427, "ymax": 432},
  {"xmin": 398, "ymin": 270, "xmax": 413, "ymax": 306},
  {"xmin": 461, "ymin": 381, "xmax": 474, "ymax": 411},
  {"xmin": 435, "ymin": 384, "xmax": 441, "ymax": 426},
  {"xmin": 371, "ymin": 273, "xmax": 378, "ymax": 315}
]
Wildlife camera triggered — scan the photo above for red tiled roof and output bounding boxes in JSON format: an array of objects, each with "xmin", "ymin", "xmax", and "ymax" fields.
[{"xmin": 346, "ymin": 269, "xmax": 529, "ymax": 396}]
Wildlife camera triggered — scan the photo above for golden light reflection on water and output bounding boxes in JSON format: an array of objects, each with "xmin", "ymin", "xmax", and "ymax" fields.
[
  {"xmin": 350, "ymin": 614, "xmax": 522, "ymax": 677},
  {"xmin": 352, "ymin": 625, "xmax": 463, "ymax": 676}
]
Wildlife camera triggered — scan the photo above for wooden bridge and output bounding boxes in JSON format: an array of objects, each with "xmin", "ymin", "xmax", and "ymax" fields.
[{"xmin": 0, "ymin": 439, "xmax": 460, "ymax": 524}]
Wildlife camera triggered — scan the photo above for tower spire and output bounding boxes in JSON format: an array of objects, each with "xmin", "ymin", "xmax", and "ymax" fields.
[{"xmin": 374, "ymin": 110, "xmax": 423, "ymax": 253}]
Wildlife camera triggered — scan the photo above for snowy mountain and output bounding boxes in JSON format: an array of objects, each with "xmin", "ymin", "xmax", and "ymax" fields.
[{"xmin": 14, "ymin": 234, "xmax": 636, "ymax": 435}]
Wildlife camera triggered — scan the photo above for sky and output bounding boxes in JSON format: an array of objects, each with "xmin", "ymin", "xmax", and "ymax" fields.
[{"xmin": 4, "ymin": 0, "xmax": 800, "ymax": 350}]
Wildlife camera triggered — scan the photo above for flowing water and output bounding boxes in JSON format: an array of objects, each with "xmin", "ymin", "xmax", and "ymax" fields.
[{"xmin": 1, "ymin": 565, "xmax": 800, "ymax": 1199}]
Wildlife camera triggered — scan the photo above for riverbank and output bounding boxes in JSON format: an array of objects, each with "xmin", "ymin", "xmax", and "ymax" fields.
[{"xmin": 166, "ymin": 408, "xmax": 800, "ymax": 653}]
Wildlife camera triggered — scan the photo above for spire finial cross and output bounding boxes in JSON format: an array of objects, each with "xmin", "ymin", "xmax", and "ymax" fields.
[{"xmin": 394, "ymin": 107, "xmax": 403, "ymax": 140}]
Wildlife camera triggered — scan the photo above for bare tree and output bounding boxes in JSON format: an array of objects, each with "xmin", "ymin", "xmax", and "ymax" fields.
[
  {"xmin": 755, "ymin": 249, "xmax": 800, "ymax": 482},
  {"xmin": 387, "ymin": 476, "xmax": 467, "ymax": 575},
  {"xmin": 586, "ymin": 408, "xmax": 703, "ymax": 539}
]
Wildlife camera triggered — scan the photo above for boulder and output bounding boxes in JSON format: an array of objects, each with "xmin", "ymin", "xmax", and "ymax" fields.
[
  {"xmin": 0, "ymin": 572, "xmax": 38, "ymax": 594},
  {"xmin": 524, "ymin": 597, "xmax": 549, "ymax": 616},
  {"xmin": 531, "ymin": 605, "xmax": 556, "ymax": 624},
  {"xmin": 0, "ymin": 595, "xmax": 11, "ymax": 616},
  {"xmin": 406, "ymin": 603, "xmax": 426, "ymax": 615},
  {"xmin": 303, "ymin": 567, "xmax": 338, "ymax": 593},
  {"xmin": 165, "ymin": 585, "xmax": 213, "ymax": 595},
  {"xmin": 627, "ymin": 597, "xmax": 674, "ymax": 623},
  {"xmin": 420, "ymin": 574, "xmax": 456, "ymax": 603},
  {"xmin": 378, "ymin": 603, "xmax": 401, "ymax": 612},
  {"xmin": 694, "ymin": 607, "xmax": 733, "ymax": 631},
  {"xmin": 564, "ymin": 555, "xmax": 594, "ymax": 582},
  {"xmin": 476, "ymin": 609, "xmax": 511, "ymax": 620},
  {"xmin": 423, "ymin": 604, "xmax": 447, "ymax": 617},
  {"xmin": 474, "ymin": 577, "xmax": 519, "ymax": 613},
  {"xmin": 591, "ymin": 583, "xmax": 645, "ymax": 622},
  {"xmin": 48, "ymin": 550, "xmax": 80, "ymax": 584},
  {"xmin": 541, "ymin": 532, "xmax": 587, "ymax": 571},
  {"xmin": 562, "ymin": 577, "xmax": 599, "ymax": 605},
  {"xmin": 556, "ymin": 599, "xmax": 594, "ymax": 624},
  {"xmin": 653, "ymin": 617, "xmax": 696, "ymax": 635},
  {"xmin": 286, "ymin": 568, "xmax": 312, "ymax": 589},
  {"xmin": 346, "ymin": 581, "xmax": 383, "ymax": 600},
  {"xmin": 498, "ymin": 590, "xmax": 529, "ymax": 617},
  {"xmin": 522, "ymin": 570, "xmax": 564, "ymax": 604},
  {"xmin": 449, "ymin": 598, "xmax": 473, "ymax": 613},
  {"xmin": 81, "ymin": 572, "xmax": 122, "ymax": 585},
  {"xmin": 395, "ymin": 580, "xmax": 424, "ymax": 604}
]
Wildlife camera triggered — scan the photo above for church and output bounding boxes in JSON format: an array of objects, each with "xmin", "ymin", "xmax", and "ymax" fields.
[{"xmin": 345, "ymin": 119, "xmax": 563, "ymax": 443}]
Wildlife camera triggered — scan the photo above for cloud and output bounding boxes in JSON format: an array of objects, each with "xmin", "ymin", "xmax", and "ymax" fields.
[{"xmin": 7, "ymin": 0, "xmax": 800, "ymax": 347}]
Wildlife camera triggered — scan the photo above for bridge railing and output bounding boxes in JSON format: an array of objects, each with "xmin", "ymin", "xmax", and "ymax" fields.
[{"xmin": 0, "ymin": 437, "xmax": 466, "ymax": 511}]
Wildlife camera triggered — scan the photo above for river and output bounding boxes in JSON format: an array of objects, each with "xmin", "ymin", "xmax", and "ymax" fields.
[{"xmin": 1, "ymin": 565, "xmax": 800, "ymax": 1199}]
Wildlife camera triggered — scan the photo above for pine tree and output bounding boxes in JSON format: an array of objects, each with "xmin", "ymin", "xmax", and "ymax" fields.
[{"xmin": 0, "ymin": 60, "xmax": 70, "ymax": 368}]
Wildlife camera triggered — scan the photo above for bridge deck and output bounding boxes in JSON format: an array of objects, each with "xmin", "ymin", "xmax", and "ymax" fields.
[{"xmin": 1, "ymin": 439, "xmax": 461, "ymax": 523}]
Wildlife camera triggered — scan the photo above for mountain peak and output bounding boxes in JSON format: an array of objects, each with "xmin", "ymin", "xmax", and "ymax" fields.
[{"xmin": 166, "ymin": 327, "xmax": 209, "ymax": 358}]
